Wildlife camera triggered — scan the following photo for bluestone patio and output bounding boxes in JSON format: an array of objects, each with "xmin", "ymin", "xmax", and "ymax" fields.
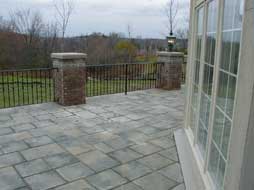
[{"xmin": 0, "ymin": 89, "xmax": 185, "ymax": 190}]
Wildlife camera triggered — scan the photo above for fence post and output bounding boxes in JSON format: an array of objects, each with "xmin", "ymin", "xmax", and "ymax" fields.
[
  {"xmin": 125, "ymin": 64, "xmax": 128, "ymax": 95},
  {"xmin": 51, "ymin": 53, "xmax": 87, "ymax": 106},
  {"xmin": 156, "ymin": 51, "xmax": 184, "ymax": 90}
]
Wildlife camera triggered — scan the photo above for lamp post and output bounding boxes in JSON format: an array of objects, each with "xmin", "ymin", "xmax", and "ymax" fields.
[{"xmin": 167, "ymin": 32, "xmax": 176, "ymax": 52}]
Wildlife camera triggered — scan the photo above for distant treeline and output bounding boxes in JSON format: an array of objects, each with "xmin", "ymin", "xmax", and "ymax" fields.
[{"xmin": 0, "ymin": 10, "xmax": 187, "ymax": 70}]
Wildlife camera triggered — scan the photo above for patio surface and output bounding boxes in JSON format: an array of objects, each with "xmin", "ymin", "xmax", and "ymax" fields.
[{"xmin": 0, "ymin": 89, "xmax": 185, "ymax": 190}]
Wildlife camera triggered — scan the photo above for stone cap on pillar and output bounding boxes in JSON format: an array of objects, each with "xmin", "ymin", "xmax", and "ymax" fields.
[
  {"xmin": 157, "ymin": 51, "xmax": 184, "ymax": 64},
  {"xmin": 51, "ymin": 53, "xmax": 87, "ymax": 60},
  {"xmin": 51, "ymin": 53, "xmax": 87, "ymax": 69}
]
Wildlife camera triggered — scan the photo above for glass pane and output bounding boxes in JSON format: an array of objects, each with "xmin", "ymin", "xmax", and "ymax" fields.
[
  {"xmin": 210, "ymin": 35, "xmax": 216, "ymax": 66},
  {"xmin": 198, "ymin": 121, "xmax": 208, "ymax": 154},
  {"xmin": 200, "ymin": 93, "xmax": 207, "ymax": 124},
  {"xmin": 205, "ymin": 99, "xmax": 211, "ymax": 128},
  {"xmin": 226, "ymin": 76, "xmax": 236, "ymax": 118},
  {"xmin": 192, "ymin": 84, "xmax": 199, "ymax": 108},
  {"xmin": 220, "ymin": 32, "xmax": 232, "ymax": 71},
  {"xmin": 217, "ymin": 157, "xmax": 226, "ymax": 188},
  {"xmin": 221, "ymin": 118, "xmax": 231, "ymax": 158},
  {"xmin": 208, "ymin": 66, "xmax": 214, "ymax": 96},
  {"xmin": 196, "ymin": 38, "xmax": 202, "ymax": 60},
  {"xmin": 217, "ymin": 71, "xmax": 229, "ymax": 111},
  {"xmin": 223, "ymin": 0, "xmax": 235, "ymax": 30},
  {"xmin": 230, "ymin": 31, "xmax": 241, "ymax": 74},
  {"xmin": 202, "ymin": 65, "xmax": 209, "ymax": 93},
  {"xmin": 205, "ymin": 36, "xmax": 212, "ymax": 64},
  {"xmin": 190, "ymin": 107, "xmax": 197, "ymax": 132},
  {"xmin": 194, "ymin": 61, "xmax": 200, "ymax": 85},
  {"xmin": 233, "ymin": 0, "xmax": 244, "ymax": 29},
  {"xmin": 212, "ymin": 108, "xmax": 224, "ymax": 147},
  {"xmin": 197, "ymin": 8, "xmax": 204, "ymax": 34},
  {"xmin": 208, "ymin": 142, "xmax": 220, "ymax": 180}
]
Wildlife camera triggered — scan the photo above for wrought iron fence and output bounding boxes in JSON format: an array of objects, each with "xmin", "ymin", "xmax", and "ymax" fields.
[
  {"xmin": 85, "ymin": 62, "xmax": 161, "ymax": 97},
  {"xmin": 0, "ymin": 68, "xmax": 55, "ymax": 109},
  {"xmin": 0, "ymin": 62, "xmax": 186, "ymax": 108}
]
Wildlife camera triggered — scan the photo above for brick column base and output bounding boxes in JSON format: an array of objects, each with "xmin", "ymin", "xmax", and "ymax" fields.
[
  {"xmin": 157, "ymin": 52, "xmax": 184, "ymax": 90},
  {"xmin": 52, "ymin": 53, "xmax": 87, "ymax": 106}
]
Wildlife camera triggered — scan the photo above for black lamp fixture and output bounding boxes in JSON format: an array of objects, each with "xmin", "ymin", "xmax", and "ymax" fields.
[{"xmin": 167, "ymin": 31, "xmax": 176, "ymax": 52}]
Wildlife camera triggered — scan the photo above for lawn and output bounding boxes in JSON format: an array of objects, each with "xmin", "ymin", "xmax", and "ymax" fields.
[{"xmin": 0, "ymin": 75, "xmax": 157, "ymax": 108}]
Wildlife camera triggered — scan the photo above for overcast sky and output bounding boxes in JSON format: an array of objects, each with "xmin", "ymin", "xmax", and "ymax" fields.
[{"xmin": 0, "ymin": 0, "xmax": 190, "ymax": 39}]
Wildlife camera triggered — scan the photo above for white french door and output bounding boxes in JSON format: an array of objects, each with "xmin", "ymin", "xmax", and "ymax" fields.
[{"xmin": 188, "ymin": 0, "xmax": 244, "ymax": 189}]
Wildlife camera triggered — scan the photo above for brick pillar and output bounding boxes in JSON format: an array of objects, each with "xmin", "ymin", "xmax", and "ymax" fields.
[
  {"xmin": 157, "ymin": 52, "xmax": 184, "ymax": 90},
  {"xmin": 51, "ymin": 53, "xmax": 87, "ymax": 106}
]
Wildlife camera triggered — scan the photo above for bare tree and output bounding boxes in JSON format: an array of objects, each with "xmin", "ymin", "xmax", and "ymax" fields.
[
  {"xmin": 10, "ymin": 9, "xmax": 44, "ymax": 46},
  {"xmin": 164, "ymin": 0, "xmax": 179, "ymax": 35},
  {"xmin": 127, "ymin": 24, "xmax": 132, "ymax": 39},
  {"xmin": 53, "ymin": 0, "xmax": 74, "ymax": 51},
  {"xmin": 41, "ymin": 22, "xmax": 59, "ymax": 66}
]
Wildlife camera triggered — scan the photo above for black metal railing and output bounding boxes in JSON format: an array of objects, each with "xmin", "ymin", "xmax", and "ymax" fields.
[
  {"xmin": 0, "ymin": 68, "xmax": 55, "ymax": 109},
  {"xmin": 0, "ymin": 62, "xmax": 186, "ymax": 108},
  {"xmin": 85, "ymin": 62, "xmax": 161, "ymax": 97}
]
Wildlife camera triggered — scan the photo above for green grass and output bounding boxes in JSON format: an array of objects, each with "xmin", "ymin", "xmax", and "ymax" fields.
[
  {"xmin": 0, "ymin": 75, "xmax": 157, "ymax": 108},
  {"xmin": 0, "ymin": 75, "xmax": 54, "ymax": 108},
  {"xmin": 86, "ymin": 79, "xmax": 157, "ymax": 97}
]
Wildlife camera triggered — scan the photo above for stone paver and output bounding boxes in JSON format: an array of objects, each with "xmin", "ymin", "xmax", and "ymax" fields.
[
  {"xmin": 94, "ymin": 142, "xmax": 115, "ymax": 153},
  {"xmin": 0, "ymin": 167, "xmax": 25, "ymax": 190},
  {"xmin": 25, "ymin": 136, "xmax": 53, "ymax": 147},
  {"xmin": 159, "ymin": 147, "xmax": 179, "ymax": 162},
  {"xmin": 113, "ymin": 161, "xmax": 152, "ymax": 180},
  {"xmin": 104, "ymin": 138, "xmax": 134, "ymax": 150},
  {"xmin": 78, "ymin": 150, "xmax": 119, "ymax": 172},
  {"xmin": 0, "ymin": 152, "xmax": 24, "ymax": 168},
  {"xmin": 21, "ymin": 143, "xmax": 65, "ymax": 160},
  {"xmin": 130, "ymin": 143, "xmax": 162, "ymax": 155},
  {"xmin": 0, "ymin": 127, "xmax": 13, "ymax": 136},
  {"xmin": 0, "ymin": 89, "xmax": 185, "ymax": 190},
  {"xmin": 1, "ymin": 141, "xmax": 28, "ymax": 154},
  {"xmin": 133, "ymin": 173, "xmax": 177, "ymax": 190},
  {"xmin": 44, "ymin": 152, "xmax": 79, "ymax": 169},
  {"xmin": 172, "ymin": 184, "xmax": 186, "ymax": 190},
  {"xmin": 12, "ymin": 123, "xmax": 35, "ymax": 132},
  {"xmin": 15, "ymin": 159, "xmax": 51, "ymax": 177},
  {"xmin": 158, "ymin": 163, "xmax": 184, "ymax": 183},
  {"xmin": 113, "ymin": 182, "xmax": 143, "ymax": 190},
  {"xmin": 55, "ymin": 179, "xmax": 96, "ymax": 190},
  {"xmin": 57, "ymin": 162, "xmax": 94, "ymax": 181},
  {"xmin": 25, "ymin": 171, "xmax": 65, "ymax": 190},
  {"xmin": 109, "ymin": 148, "xmax": 143, "ymax": 163},
  {"xmin": 87, "ymin": 170, "xmax": 127, "ymax": 190},
  {"xmin": 137, "ymin": 153, "xmax": 174, "ymax": 170}
]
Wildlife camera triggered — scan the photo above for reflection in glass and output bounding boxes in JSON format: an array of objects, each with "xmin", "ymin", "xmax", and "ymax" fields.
[
  {"xmin": 226, "ymin": 76, "xmax": 236, "ymax": 118},
  {"xmin": 217, "ymin": 157, "xmax": 226, "ymax": 188},
  {"xmin": 198, "ymin": 121, "xmax": 208, "ymax": 154},
  {"xmin": 220, "ymin": 32, "xmax": 232, "ymax": 71},
  {"xmin": 212, "ymin": 108, "xmax": 224, "ymax": 147},
  {"xmin": 221, "ymin": 118, "xmax": 231, "ymax": 158},
  {"xmin": 230, "ymin": 31, "xmax": 241, "ymax": 74},
  {"xmin": 209, "ymin": 0, "xmax": 243, "ymax": 188},
  {"xmin": 217, "ymin": 71, "xmax": 228, "ymax": 111},
  {"xmin": 208, "ymin": 142, "xmax": 220, "ymax": 180},
  {"xmin": 197, "ymin": 0, "xmax": 217, "ymax": 158},
  {"xmin": 190, "ymin": 6, "xmax": 204, "ymax": 133}
]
